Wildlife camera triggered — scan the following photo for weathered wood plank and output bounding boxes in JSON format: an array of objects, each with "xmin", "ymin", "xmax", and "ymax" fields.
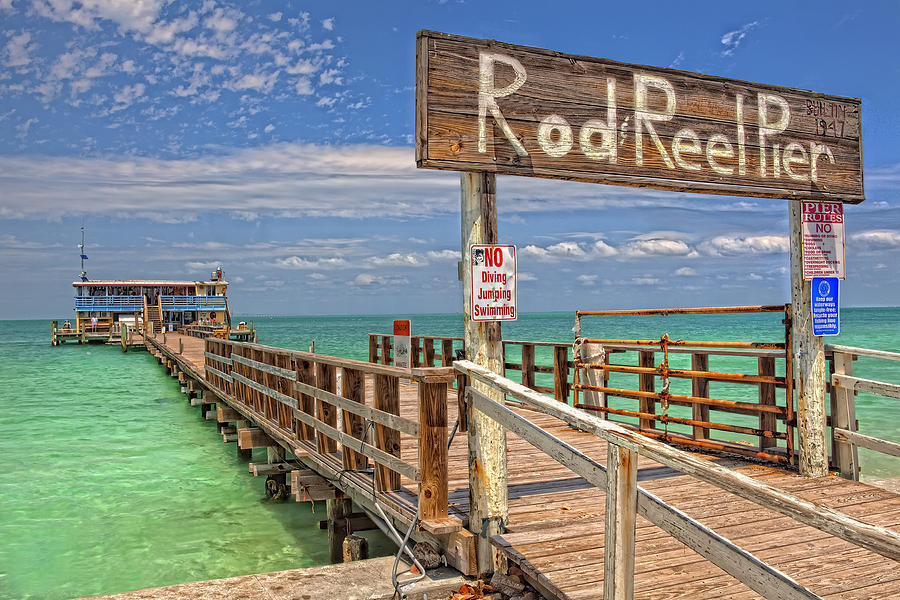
[
  {"xmin": 341, "ymin": 367, "xmax": 368, "ymax": 471},
  {"xmin": 834, "ymin": 428, "xmax": 900, "ymax": 459},
  {"xmin": 231, "ymin": 371, "xmax": 298, "ymax": 411},
  {"xmin": 455, "ymin": 360, "xmax": 900, "ymax": 562},
  {"xmin": 604, "ymin": 443, "xmax": 638, "ymax": 600},
  {"xmin": 230, "ymin": 353, "xmax": 296, "ymax": 381},
  {"xmin": 291, "ymin": 407, "xmax": 418, "ymax": 482},
  {"xmin": 833, "ymin": 374, "xmax": 900, "ymax": 400},
  {"xmin": 416, "ymin": 31, "xmax": 864, "ymax": 202},
  {"xmin": 237, "ymin": 427, "xmax": 276, "ymax": 449},
  {"xmin": 374, "ymin": 373, "xmax": 402, "ymax": 492},
  {"xmin": 295, "ymin": 380, "xmax": 419, "ymax": 436},
  {"xmin": 825, "ymin": 345, "xmax": 900, "ymax": 362},
  {"xmin": 418, "ymin": 380, "xmax": 449, "ymax": 521},
  {"xmin": 468, "ymin": 387, "xmax": 821, "ymax": 600}
]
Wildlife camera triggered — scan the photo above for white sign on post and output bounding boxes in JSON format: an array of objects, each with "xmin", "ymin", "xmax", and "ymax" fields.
[
  {"xmin": 471, "ymin": 244, "xmax": 517, "ymax": 322},
  {"xmin": 393, "ymin": 319, "xmax": 411, "ymax": 369},
  {"xmin": 801, "ymin": 201, "xmax": 845, "ymax": 280}
]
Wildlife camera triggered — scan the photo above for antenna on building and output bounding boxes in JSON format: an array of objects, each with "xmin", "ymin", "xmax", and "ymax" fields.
[{"xmin": 78, "ymin": 225, "xmax": 89, "ymax": 281}]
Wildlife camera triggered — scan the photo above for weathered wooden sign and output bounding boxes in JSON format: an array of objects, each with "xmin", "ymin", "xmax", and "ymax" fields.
[{"xmin": 416, "ymin": 31, "xmax": 864, "ymax": 203}]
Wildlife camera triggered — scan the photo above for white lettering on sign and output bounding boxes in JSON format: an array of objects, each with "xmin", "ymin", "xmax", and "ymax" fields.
[
  {"xmin": 471, "ymin": 244, "xmax": 517, "ymax": 322},
  {"xmin": 801, "ymin": 201, "xmax": 845, "ymax": 280},
  {"xmin": 476, "ymin": 51, "xmax": 839, "ymax": 184},
  {"xmin": 478, "ymin": 52, "xmax": 528, "ymax": 156}
]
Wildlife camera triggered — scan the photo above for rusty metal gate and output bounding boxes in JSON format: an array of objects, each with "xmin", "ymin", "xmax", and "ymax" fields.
[{"xmin": 572, "ymin": 305, "xmax": 795, "ymax": 465}]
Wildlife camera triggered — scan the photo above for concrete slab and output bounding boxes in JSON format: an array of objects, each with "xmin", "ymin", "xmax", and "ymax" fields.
[{"xmin": 83, "ymin": 557, "xmax": 471, "ymax": 600}]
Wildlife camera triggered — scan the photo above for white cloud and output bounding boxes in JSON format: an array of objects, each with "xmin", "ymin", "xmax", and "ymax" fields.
[
  {"xmin": 319, "ymin": 68, "xmax": 342, "ymax": 85},
  {"xmin": 31, "ymin": 0, "xmax": 166, "ymax": 33},
  {"xmin": 15, "ymin": 117, "xmax": 38, "ymax": 138},
  {"xmin": 546, "ymin": 241, "xmax": 586, "ymax": 258},
  {"xmin": 577, "ymin": 274, "xmax": 598, "ymax": 286},
  {"xmin": 699, "ymin": 234, "xmax": 788, "ymax": 256},
  {"xmin": 4, "ymin": 31, "xmax": 35, "ymax": 67},
  {"xmin": 185, "ymin": 260, "xmax": 221, "ymax": 271},
  {"xmin": 352, "ymin": 273, "xmax": 407, "ymax": 287},
  {"xmin": 294, "ymin": 77, "xmax": 313, "ymax": 95},
  {"xmin": 521, "ymin": 241, "xmax": 591, "ymax": 262},
  {"xmin": 368, "ymin": 252, "xmax": 427, "ymax": 267},
  {"xmin": 674, "ymin": 267, "xmax": 696, "ymax": 276},
  {"xmin": 849, "ymin": 230, "xmax": 900, "ymax": 249},
  {"xmin": 721, "ymin": 21, "xmax": 759, "ymax": 56},
  {"xmin": 268, "ymin": 12, "xmax": 282, "ymax": 22},
  {"xmin": 426, "ymin": 249, "xmax": 458, "ymax": 261},
  {"xmin": 593, "ymin": 240, "xmax": 617, "ymax": 257},
  {"xmin": 111, "ymin": 82, "xmax": 145, "ymax": 111},
  {"xmin": 622, "ymin": 238, "xmax": 693, "ymax": 257},
  {"xmin": 264, "ymin": 123, "xmax": 275, "ymax": 133},
  {"xmin": 518, "ymin": 272, "xmax": 537, "ymax": 282},
  {"xmin": 275, "ymin": 256, "xmax": 348, "ymax": 269},
  {"xmin": 322, "ymin": 17, "xmax": 334, "ymax": 31},
  {"xmin": 204, "ymin": 7, "xmax": 241, "ymax": 32},
  {"xmin": 227, "ymin": 71, "xmax": 279, "ymax": 93},
  {"xmin": 632, "ymin": 277, "xmax": 661, "ymax": 286}
]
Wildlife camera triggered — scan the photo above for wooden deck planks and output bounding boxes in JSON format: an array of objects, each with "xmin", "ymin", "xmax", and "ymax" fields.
[{"xmin": 151, "ymin": 333, "xmax": 900, "ymax": 600}]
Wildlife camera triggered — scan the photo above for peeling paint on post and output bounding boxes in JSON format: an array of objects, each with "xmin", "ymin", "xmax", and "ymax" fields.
[
  {"xmin": 789, "ymin": 201, "xmax": 828, "ymax": 477},
  {"xmin": 461, "ymin": 171, "xmax": 509, "ymax": 575}
]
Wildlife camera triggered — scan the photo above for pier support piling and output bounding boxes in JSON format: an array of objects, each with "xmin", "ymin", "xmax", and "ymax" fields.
[
  {"xmin": 235, "ymin": 419, "xmax": 252, "ymax": 460},
  {"xmin": 342, "ymin": 535, "xmax": 369, "ymax": 563},
  {"xmin": 326, "ymin": 498, "xmax": 353, "ymax": 564}
]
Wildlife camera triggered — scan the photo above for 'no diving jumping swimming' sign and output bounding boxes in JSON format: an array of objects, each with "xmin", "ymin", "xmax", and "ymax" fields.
[{"xmin": 471, "ymin": 244, "xmax": 517, "ymax": 322}]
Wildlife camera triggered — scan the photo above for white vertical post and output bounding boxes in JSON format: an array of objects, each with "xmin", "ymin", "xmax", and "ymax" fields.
[
  {"xmin": 461, "ymin": 172, "xmax": 508, "ymax": 575},
  {"xmin": 832, "ymin": 351, "xmax": 859, "ymax": 480},
  {"xmin": 789, "ymin": 201, "xmax": 829, "ymax": 477},
  {"xmin": 604, "ymin": 443, "xmax": 637, "ymax": 600}
]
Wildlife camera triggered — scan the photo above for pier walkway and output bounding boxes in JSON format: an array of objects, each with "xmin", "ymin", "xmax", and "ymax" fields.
[{"xmin": 144, "ymin": 331, "xmax": 900, "ymax": 600}]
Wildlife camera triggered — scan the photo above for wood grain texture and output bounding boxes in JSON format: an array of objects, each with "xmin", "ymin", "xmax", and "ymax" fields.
[{"xmin": 416, "ymin": 31, "xmax": 864, "ymax": 202}]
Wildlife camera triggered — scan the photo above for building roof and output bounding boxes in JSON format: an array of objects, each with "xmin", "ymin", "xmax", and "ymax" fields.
[{"xmin": 72, "ymin": 280, "xmax": 228, "ymax": 287}]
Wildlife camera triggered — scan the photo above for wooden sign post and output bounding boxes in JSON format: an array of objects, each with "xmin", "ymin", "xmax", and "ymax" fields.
[
  {"xmin": 417, "ymin": 30, "xmax": 864, "ymax": 569},
  {"xmin": 460, "ymin": 171, "xmax": 508, "ymax": 574}
]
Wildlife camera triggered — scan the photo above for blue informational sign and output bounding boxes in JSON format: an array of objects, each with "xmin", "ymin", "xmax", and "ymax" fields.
[{"xmin": 811, "ymin": 277, "xmax": 840, "ymax": 336}]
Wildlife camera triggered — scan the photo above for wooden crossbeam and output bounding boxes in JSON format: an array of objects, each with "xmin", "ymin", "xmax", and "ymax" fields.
[
  {"xmin": 216, "ymin": 405, "xmax": 241, "ymax": 422},
  {"xmin": 291, "ymin": 469, "xmax": 342, "ymax": 501},
  {"xmin": 237, "ymin": 427, "xmax": 276, "ymax": 449}
]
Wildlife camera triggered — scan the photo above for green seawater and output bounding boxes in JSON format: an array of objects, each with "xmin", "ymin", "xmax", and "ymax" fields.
[{"xmin": 1, "ymin": 310, "xmax": 898, "ymax": 599}]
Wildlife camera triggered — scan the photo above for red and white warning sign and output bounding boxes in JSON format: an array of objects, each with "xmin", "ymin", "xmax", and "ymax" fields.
[
  {"xmin": 802, "ymin": 202, "xmax": 845, "ymax": 280},
  {"xmin": 471, "ymin": 244, "xmax": 517, "ymax": 322},
  {"xmin": 393, "ymin": 319, "xmax": 411, "ymax": 369}
]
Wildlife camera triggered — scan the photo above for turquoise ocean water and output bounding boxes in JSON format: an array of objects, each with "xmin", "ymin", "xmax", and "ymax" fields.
[{"xmin": 1, "ymin": 310, "xmax": 898, "ymax": 599}]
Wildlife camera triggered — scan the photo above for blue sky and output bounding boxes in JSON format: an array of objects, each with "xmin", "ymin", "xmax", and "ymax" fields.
[{"xmin": 1, "ymin": 0, "xmax": 898, "ymax": 319}]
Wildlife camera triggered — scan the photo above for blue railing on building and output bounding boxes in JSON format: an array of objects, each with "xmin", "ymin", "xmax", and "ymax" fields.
[
  {"xmin": 74, "ymin": 296, "xmax": 144, "ymax": 311},
  {"xmin": 160, "ymin": 295, "xmax": 227, "ymax": 310}
]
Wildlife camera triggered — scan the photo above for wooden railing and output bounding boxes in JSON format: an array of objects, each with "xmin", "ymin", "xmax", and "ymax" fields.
[
  {"xmin": 369, "ymin": 305, "xmax": 796, "ymax": 465},
  {"xmin": 574, "ymin": 305, "xmax": 796, "ymax": 465},
  {"xmin": 455, "ymin": 359, "xmax": 900, "ymax": 600},
  {"xmin": 827, "ymin": 344, "xmax": 900, "ymax": 480},
  {"xmin": 204, "ymin": 338, "xmax": 458, "ymax": 527},
  {"xmin": 368, "ymin": 333, "xmax": 573, "ymax": 400}
]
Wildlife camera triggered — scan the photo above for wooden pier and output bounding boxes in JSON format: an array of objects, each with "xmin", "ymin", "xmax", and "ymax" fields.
[{"xmin": 140, "ymin": 329, "xmax": 900, "ymax": 600}]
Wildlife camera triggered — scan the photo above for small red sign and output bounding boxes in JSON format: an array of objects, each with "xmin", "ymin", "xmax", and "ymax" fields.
[{"xmin": 393, "ymin": 320, "xmax": 411, "ymax": 336}]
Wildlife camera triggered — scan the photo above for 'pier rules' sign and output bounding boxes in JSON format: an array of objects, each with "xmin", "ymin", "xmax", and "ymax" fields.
[
  {"xmin": 471, "ymin": 245, "xmax": 517, "ymax": 321},
  {"xmin": 811, "ymin": 277, "xmax": 840, "ymax": 336},
  {"xmin": 416, "ymin": 31, "xmax": 863, "ymax": 203},
  {"xmin": 802, "ymin": 201, "xmax": 845, "ymax": 279}
]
